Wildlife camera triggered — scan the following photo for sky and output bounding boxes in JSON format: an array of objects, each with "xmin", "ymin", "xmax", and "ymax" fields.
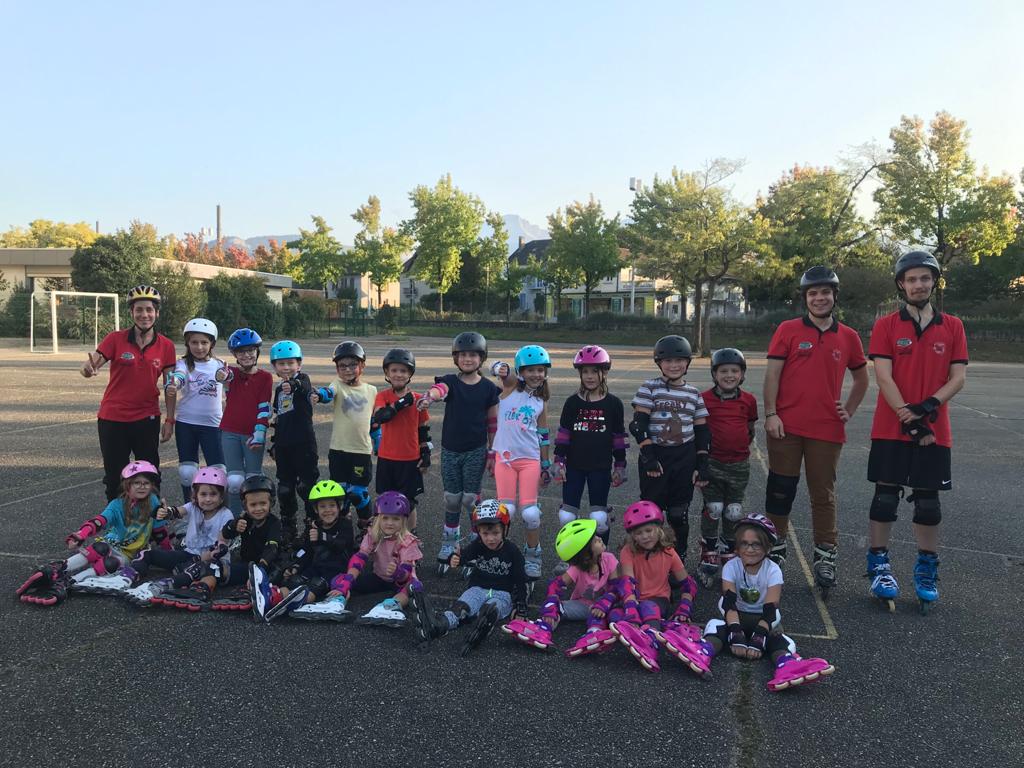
[{"xmin": 2, "ymin": 1, "xmax": 1022, "ymax": 244}]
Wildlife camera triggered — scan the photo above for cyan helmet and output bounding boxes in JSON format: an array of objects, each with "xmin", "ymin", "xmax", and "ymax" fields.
[
  {"xmin": 514, "ymin": 345, "xmax": 551, "ymax": 374},
  {"xmin": 269, "ymin": 340, "xmax": 302, "ymax": 362},
  {"xmin": 228, "ymin": 328, "xmax": 263, "ymax": 350}
]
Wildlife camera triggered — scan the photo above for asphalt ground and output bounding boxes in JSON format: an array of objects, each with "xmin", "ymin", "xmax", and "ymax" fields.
[{"xmin": 0, "ymin": 335, "xmax": 1021, "ymax": 768}]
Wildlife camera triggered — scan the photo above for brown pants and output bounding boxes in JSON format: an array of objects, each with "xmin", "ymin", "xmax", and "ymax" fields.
[{"xmin": 766, "ymin": 433, "xmax": 843, "ymax": 547}]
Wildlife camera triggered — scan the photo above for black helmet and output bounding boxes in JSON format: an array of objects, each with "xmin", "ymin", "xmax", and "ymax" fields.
[
  {"xmin": 654, "ymin": 335, "xmax": 692, "ymax": 362},
  {"xmin": 711, "ymin": 347, "xmax": 746, "ymax": 372},
  {"xmin": 800, "ymin": 266, "xmax": 840, "ymax": 292},
  {"xmin": 332, "ymin": 341, "xmax": 366, "ymax": 363},
  {"xmin": 452, "ymin": 332, "xmax": 488, "ymax": 362},
  {"xmin": 894, "ymin": 250, "xmax": 941, "ymax": 281},
  {"xmin": 382, "ymin": 347, "xmax": 416, "ymax": 374},
  {"xmin": 240, "ymin": 474, "xmax": 276, "ymax": 500}
]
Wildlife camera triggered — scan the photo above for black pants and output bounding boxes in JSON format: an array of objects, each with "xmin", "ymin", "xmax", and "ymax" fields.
[
  {"xmin": 98, "ymin": 417, "xmax": 161, "ymax": 501},
  {"xmin": 274, "ymin": 443, "xmax": 320, "ymax": 522},
  {"xmin": 639, "ymin": 442, "xmax": 697, "ymax": 552}
]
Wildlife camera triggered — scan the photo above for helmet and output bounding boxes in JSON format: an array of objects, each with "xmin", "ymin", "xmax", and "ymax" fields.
[
  {"xmin": 227, "ymin": 328, "xmax": 263, "ymax": 350},
  {"xmin": 121, "ymin": 461, "xmax": 159, "ymax": 481},
  {"xmin": 471, "ymin": 499, "xmax": 511, "ymax": 531},
  {"xmin": 126, "ymin": 285, "xmax": 161, "ymax": 308},
  {"xmin": 240, "ymin": 474, "xmax": 276, "ymax": 500},
  {"xmin": 269, "ymin": 340, "xmax": 302, "ymax": 362},
  {"xmin": 332, "ymin": 341, "xmax": 366, "ymax": 363},
  {"xmin": 308, "ymin": 480, "xmax": 346, "ymax": 502},
  {"xmin": 894, "ymin": 250, "xmax": 941, "ymax": 282},
  {"xmin": 573, "ymin": 345, "xmax": 611, "ymax": 370},
  {"xmin": 735, "ymin": 513, "xmax": 778, "ymax": 546},
  {"xmin": 375, "ymin": 491, "xmax": 411, "ymax": 518},
  {"xmin": 192, "ymin": 466, "xmax": 227, "ymax": 489},
  {"xmin": 623, "ymin": 500, "xmax": 665, "ymax": 531},
  {"xmin": 514, "ymin": 345, "xmax": 551, "ymax": 373},
  {"xmin": 452, "ymin": 332, "xmax": 488, "ymax": 362},
  {"xmin": 711, "ymin": 348, "xmax": 747, "ymax": 372},
  {"xmin": 382, "ymin": 348, "xmax": 416, "ymax": 374},
  {"xmin": 183, "ymin": 318, "xmax": 218, "ymax": 341},
  {"xmin": 800, "ymin": 266, "xmax": 840, "ymax": 292},
  {"xmin": 555, "ymin": 519, "xmax": 597, "ymax": 561},
  {"xmin": 653, "ymin": 335, "xmax": 692, "ymax": 362}
]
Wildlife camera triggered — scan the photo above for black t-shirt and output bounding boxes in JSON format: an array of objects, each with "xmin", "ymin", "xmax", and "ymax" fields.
[
  {"xmin": 435, "ymin": 374, "xmax": 501, "ymax": 452},
  {"xmin": 554, "ymin": 393, "xmax": 627, "ymax": 471},
  {"xmin": 272, "ymin": 373, "xmax": 317, "ymax": 448},
  {"xmin": 457, "ymin": 537, "xmax": 527, "ymax": 603},
  {"xmin": 223, "ymin": 514, "xmax": 282, "ymax": 566},
  {"xmin": 296, "ymin": 518, "xmax": 354, "ymax": 578}
]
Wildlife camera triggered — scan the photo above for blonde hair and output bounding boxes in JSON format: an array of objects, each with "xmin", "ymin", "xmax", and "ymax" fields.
[
  {"xmin": 627, "ymin": 522, "xmax": 675, "ymax": 555},
  {"xmin": 366, "ymin": 513, "xmax": 413, "ymax": 551}
]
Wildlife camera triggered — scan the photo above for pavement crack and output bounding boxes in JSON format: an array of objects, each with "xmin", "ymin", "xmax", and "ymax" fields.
[{"xmin": 729, "ymin": 663, "xmax": 763, "ymax": 767}]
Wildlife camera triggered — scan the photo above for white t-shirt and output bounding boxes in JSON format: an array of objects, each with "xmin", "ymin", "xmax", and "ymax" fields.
[
  {"xmin": 722, "ymin": 557, "xmax": 783, "ymax": 612},
  {"xmin": 174, "ymin": 359, "xmax": 224, "ymax": 427},
  {"xmin": 493, "ymin": 389, "xmax": 546, "ymax": 462},
  {"xmin": 180, "ymin": 503, "xmax": 234, "ymax": 556}
]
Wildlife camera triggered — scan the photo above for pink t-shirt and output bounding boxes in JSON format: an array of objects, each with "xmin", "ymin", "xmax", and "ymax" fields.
[
  {"xmin": 359, "ymin": 532, "xmax": 423, "ymax": 581},
  {"xmin": 567, "ymin": 552, "xmax": 619, "ymax": 604}
]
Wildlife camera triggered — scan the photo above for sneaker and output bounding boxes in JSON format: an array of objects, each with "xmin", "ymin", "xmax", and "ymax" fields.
[
  {"xmin": 357, "ymin": 598, "xmax": 407, "ymax": 628},
  {"xmin": 264, "ymin": 585, "xmax": 310, "ymax": 623}
]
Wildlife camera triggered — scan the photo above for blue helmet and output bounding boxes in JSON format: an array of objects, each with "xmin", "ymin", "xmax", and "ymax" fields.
[
  {"xmin": 228, "ymin": 328, "xmax": 263, "ymax": 350},
  {"xmin": 269, "ymin": 340, "xmax": 302, "ymax": 362},
  {"xmin": 514, "ymin": 345, "xmax": 551, "ymax": 373}
]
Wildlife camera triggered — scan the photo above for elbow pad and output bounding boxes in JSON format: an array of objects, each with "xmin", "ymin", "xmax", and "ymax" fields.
[
  {"xmin": 694, "ymin": 422, "xmax": 711, "ymax": 454},
  {"xmin": 628, "ymin": 412, "xmax": 651, "ymax": 443},
  {"xmin": 761, "ymin": 601, "xmax": 777, "ymax": 624}
]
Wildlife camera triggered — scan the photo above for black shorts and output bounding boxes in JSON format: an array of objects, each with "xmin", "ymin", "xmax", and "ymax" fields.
[
  {"xmin": 867, "ymin": 439, "xmax": 952, "ymax": 491},
  {"xmin": 328, "ymin": 449, "xmax": 373, "ymax": 488},
  {"xmin": 639, "ymin": 442, "xmax": 696, "ymax": 510},
  {"xmin": 376, "ymin": 457, "xmax": 424, "ymax": 503}
]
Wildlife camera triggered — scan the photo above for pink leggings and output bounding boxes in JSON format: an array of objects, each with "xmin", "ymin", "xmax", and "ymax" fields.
[{"xmin": 494, "ymin": 457, "xmax": 540, "ymax": 508}]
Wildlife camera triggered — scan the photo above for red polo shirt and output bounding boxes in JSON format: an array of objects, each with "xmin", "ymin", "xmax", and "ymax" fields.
[
  {"xmin": 767, "ymin": 316, "xmax": 867, "ymax": 444},
  {"xmin": 868, "ymin": 308, "xmax": 968, "ymax": 448},
  {"xmin": 95, "ymin": 328, "xmax": 177, "ymax": 422},
  {"xmin": 701, "ymin": 388, "xmax": 758, "ymax": 463}
]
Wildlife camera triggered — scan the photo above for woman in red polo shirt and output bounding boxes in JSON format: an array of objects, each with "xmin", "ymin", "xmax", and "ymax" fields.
[{"xmin": 81, "ymin": 285, "xmax": 177, "ymax": 500}]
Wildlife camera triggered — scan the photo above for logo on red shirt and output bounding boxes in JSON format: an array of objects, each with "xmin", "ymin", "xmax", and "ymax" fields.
[
  {"xmin": 120, "ymin": 352, "xmax": 135, "ymax": 361},
  {"xmin": 933, "ymin": 342, "xmax": 946, "ymax": 355},
  {"xmin": 832, "ymin": 348, "xmax": 842, "ymax": 362},
  {"xmin": 896, "ymin": 338, "xmax": 912, "ymax": 347},
  {"xmin": 798, "ymin": 342, "xmax": 813, "ymax": 350}
]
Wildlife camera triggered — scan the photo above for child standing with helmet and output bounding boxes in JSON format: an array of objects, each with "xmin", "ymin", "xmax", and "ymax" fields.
[
  {"xmin": 311, "ymin": 341, "xmax": 377, "ymax": 542},
  {"xmin": 372, "ymin": 348, "xmax": 431, "ymax": 532},
  {"xmin": 629, "ymin": 335, "xmax": 711, "ymax": 560},
  {"xmin": 267, "ymin": 340, "xmax": 320, "ymax": 549},
  {"xmin": 666, "ymin": 514, "xmax": 835, "ymax": 691},
  {"xmin": 697, "ymin": 348, "xmax": 758, "ymax": 588},
  {"xmin": 418, "ymin": 332, "xmax": 501, "ymax": 575},
  {"xmin": 552, "ymin": 345, "xmax": 628, "ymax": 546},
  {"xmin": 410, "ymin": 499, "xmax": 528, "ymax": 656},
  {"xmin": 489, "ymin": 345, "xmax": 552, "ymax": 586},
  {"xmin": 164, "ymin": 318, "xmax": 227, "ymax": 503},
  {"xmin": 218, "ymin": 328, "xmax": 274, "ymax": 516}
]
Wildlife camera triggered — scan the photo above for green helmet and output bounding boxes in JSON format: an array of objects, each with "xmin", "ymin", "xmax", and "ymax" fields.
[
  {"xmin": 555, "ymin": 519, "xmax": 598, "ymax": 562},
  {"xmin": 308, "ymin": 480, "xmax": 345, "ymax": 502}
]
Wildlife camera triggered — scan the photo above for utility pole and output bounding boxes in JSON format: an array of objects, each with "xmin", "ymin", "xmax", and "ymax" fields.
[{"xmin": 628, "ymin": 178, "xmax": 642, "ymax": 314}]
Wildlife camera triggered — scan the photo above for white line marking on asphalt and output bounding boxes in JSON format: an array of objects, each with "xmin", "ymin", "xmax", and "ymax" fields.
[
  {"xmin": 0, "ymin": 460, "xmax": 179, "ymax": 510},
  {"xmin": 0, "ymin": 417, "xmax": 96, "ymax": 435}
]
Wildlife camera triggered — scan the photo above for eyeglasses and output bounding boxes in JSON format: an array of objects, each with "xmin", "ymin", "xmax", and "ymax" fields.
[
  {"xmin": 736, "ymin": 540, "xmax": 765, "ymax": 551},
  {"xmin": 129, "ymin": 479, "xmax": 152, "ymax": 487},
  {"xmin": 336, "ymin": 363, "xmax": 360, "ymax": 370}
]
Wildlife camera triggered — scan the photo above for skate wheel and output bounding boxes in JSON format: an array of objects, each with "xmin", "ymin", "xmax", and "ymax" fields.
[
  {"xmin": 886, "ymin": 599, "xmax": 896, "ymax": 613},
  {"xmin": 919, "ymin": 600, "xmax": 932, "ymax": 616}
]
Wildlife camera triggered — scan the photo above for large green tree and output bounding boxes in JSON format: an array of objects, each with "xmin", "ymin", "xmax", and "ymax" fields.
[
  {"xmin": 547, "ymin": 197, "xmax": 621, "ymax": 318},
  {"xmin": 874, "ymin": 111, "xmax": 1017, "ymax": 270},
  {"xmin": 349, "ymin": 196, "xmax": 413, "ymax": 308},
  {"xmin": 1, "ymin": 219, "xmax": 98, "ymax": 248},
  {"xmin": 70, "ymin": 227, "xmax": 159, "ymax": 297},
  {"xmin": 402, "ymin": 174, "xmax": 486, "ymax": 314},
  {"xmin": 288, "ymin": 216, "xmax": 347, "ymax": 294}
]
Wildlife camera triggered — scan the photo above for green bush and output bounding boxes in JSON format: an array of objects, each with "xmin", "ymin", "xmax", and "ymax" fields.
[
  {"xmin": 376, "ymin": 303, "xmax": 399, "ymax": 332},
  {"xmin": 153, "ymin": 263, "xmax": 206, "ymax": 339},
  {"xmin": 0, "ymin": 285, "xmax": 39, "ymax": 337},
  {"xmin": 282, "ymin": 292, "xmax": 328, "ymax": 336},
  {"xmin": 203, "ymin": 274, "xmax": 282, "ymax": 339}
]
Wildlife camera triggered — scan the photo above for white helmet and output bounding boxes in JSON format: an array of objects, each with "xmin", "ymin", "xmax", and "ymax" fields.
[{"xmin": 183, "ymin": 318, "xmax": 218, "ymax": 341}]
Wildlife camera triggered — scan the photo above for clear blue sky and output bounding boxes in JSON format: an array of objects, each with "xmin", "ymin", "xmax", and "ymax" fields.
[{"xmin": 3, "ymin": 1, "xmax": 1022, "ymax": 244}]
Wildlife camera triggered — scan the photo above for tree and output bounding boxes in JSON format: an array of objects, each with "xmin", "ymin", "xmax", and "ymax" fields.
[
  {"xmin": 492, "ymin": 257, "xmax": 539, "ymax": 321},
  {"xmin": 151, "ymin": 263, "xmax": 205, "ymax": 337},
  {"xmin": 225, "ymin": 244, "xmax": 255, "ymax": 270},
  {"xmin": 626, "ymin": 160, "xmax": 773, "ymax": 354},
  {"xmin": 874, "ymin": 112, "xmax": 1017, "ymax": 270},
  {"xmin": 174, "ymin": 232, "xmax": 217, "ymax": 264},
  {"xmin": 0, "ymin": 219, "xmax": 98, "ymax": 248},
  {"xmin": 547, "ymin": 197, "xmax": 620, "ymax": 318},
  {"xmin": 349, "ymin": 196, "xmax": 413, "ymax": 309},
  {"xmin": 202, "ymin": 273, "xmax": 282, "ymax": 338},
  {"xmin": 288, "ymin": 216, "xmax": 347, "ymax": 294},
  {"xmin": 70, "ymin": 230, "xmax": 154, "ymax": 297},
  {"xmin": 403, "ymin": 174, "xmax": 486, "ymax": 314}
]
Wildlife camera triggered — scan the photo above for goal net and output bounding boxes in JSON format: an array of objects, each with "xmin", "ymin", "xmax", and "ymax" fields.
[{"xmin": 30, "ymin": 290, "xmax": 120, "ymax": 353}]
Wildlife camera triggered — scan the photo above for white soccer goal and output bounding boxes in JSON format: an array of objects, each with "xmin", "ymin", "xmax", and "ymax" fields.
[{"xmin": 29, "ymin": 290, "xmax": 120, "ymax": 353}]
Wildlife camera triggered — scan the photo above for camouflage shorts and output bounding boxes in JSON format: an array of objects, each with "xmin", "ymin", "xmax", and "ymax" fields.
[{"xmin": 700, "ymin": 458, "xmax": 750, "ymax": 505}]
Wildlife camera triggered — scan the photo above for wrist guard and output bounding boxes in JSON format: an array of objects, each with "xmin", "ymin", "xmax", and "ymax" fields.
[
  {"xmin": 430, "ymin": 382, "xmax": 449, "ymax": 401},
  {"xmin": 419, "ymin": 445, "xmax": 431, "ymax": 467},
  {"xmin": 696, "ymin": 453, "xmax": 711, "ymax": 481},
  {"xmin": 761, "ymin": 601, "xmax": 777, "ymax": 625},
  {"xmin": 372, "ymin": 404, "xmax": 396, "ymax": 426},
  {"xmin": 907, "ymin": 396, "xmax": 941, "ymax": 419},
  {"xmin": 726, "ymin": 622, "xmax": 746, "ymax": 647},
  {"xmin": 628, "ymin": 412, "xmax": 651, "ymax": 444},
  {"xmin": 639, "ymin": 444, "xmax": 662, "ymax": 473},
  {"xmin": 537, "ymin": 427, "xmax": 550, "ymax": 448},
  {"xmin": 694, "ymin": 422, "xmax": 711, "ymax": 454},
  {"xmin": 393, "ymin": 392, "xmax": 415, "ymax": 411},
  {"xmin": 68, "ymin": 515, "xmax": 107, "ymax": 545}
]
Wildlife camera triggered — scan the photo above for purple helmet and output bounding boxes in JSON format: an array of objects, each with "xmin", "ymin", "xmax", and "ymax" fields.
[
  {"xmin": 623, "ymin": 500, "xmax": 664, "ymax": 531},
  {"xmin": 375, "ymin": 491, "xmax": 411, "ymax": 518},
  {"xmin": 736, "ymin": 513, "xmax": 778, "ymax": 546},
  {"xmin": 573, "ymin": 345, "xmax": 611, "ymax": 371}
]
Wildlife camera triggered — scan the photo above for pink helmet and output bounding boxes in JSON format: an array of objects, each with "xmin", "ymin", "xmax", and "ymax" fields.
[
  {"xmin": 623, "ymin": 500, "xmax": 664, "ymax": 531},
  {"xmin": 192, "ymin": 466, "xmax": 227, "ymax": 489},
  {"xmin": 375, "ymin": 490, "xmax": 411, "ymax": 518},
  {"xmin": 121, "ymin": 461, "xmax": 159, "ymax": 480},
  {"xmin": 736, "ymin": 513, "xmax": 778, "ymax": 546},
  {"xmin": 573, "ymin": 345, "xmax": 611, "ymax": 370}
]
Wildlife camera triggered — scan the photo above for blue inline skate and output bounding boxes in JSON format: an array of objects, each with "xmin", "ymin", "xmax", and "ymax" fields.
[
  {"xmin": 913, "ymin": 552, "xmax": 939, "ymax": 615},
  {"xmin": 866, "ymin": 549, "xmax": 899, "ymax": 613}
]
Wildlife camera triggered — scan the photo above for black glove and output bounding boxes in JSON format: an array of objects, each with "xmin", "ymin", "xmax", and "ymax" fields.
[
  {"xmin": 372, "ymin": 404, "xmax": 397, "ymax": 426},
  {"xmin": 902, "ymin": 418, "xmax": 934, "ymax": 444},
  {"xmin": 906, "ymin": 397, "xmax": 940, "ymax": 421},
  {"xmin": 749, "ymin": 624, "xmax": 769, "ymax": 654},
  {"xmin": 696, "ymin": 453, "xmax": 711, "ymax": 482},
  {"xmin": 639, "ymin": 444, "xmax": 664, "ymax": 475},
  {"xmin": 726, "ymin": 622, "xmax": 746, "ymax": 648},
  {"xmin": 393, "ymin": 392, "xmax": 415, "ymax": 411}
]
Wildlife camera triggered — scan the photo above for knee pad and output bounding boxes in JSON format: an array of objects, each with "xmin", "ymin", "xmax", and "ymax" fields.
[
  {"xmin": 869, "ymin": 485, "xmax": 901, "ymax": 523},
  {"xmin": 346, "ymin": 485, "xmax": 371, "ymax": 513},
  {"xmin": 178, "ymin": 462, "xmax": 199, "ymax": 489},
  {"xmin": 226, "ymin": 472, "xmax": 245, "ymax": 496},
  {"xmin": 86, "ymin": 541, "xmax": 113, "ymax": 561},
  {"xmin": 910, "ymin": 491, "xmax": 941, "ymax": 526},
  {"xmin": 724, "ymin": 503, "xmax": 743, "ymax": 522},
  {"xmin": 589, "ymin": 507, "xmax": 609, "ymax": 534},
  {"xmin": 765, "ymin": 471, "xmax": 799, "ymax": 517},
  {"xmin": 460, "ymin": 492, "xmax": 477, "ymax": 517},
  {"xmin": 666, "ymin": 506, "xmax": 688, "ymax": 526},
  {"xmin": 501, "ymin": 501, "xmax": 516, "ymax": 522},
  {"xmin": 557, "ymin": 504, "xmax": 579, "ymax": 527},
  {"xmin": 306, "ymin": 576, "xmax": 330, "ymax": 601},
  {"xmin": 443, "ymin": 492, "xmax": 462, "ymax": 515},
  {"xmin": 279, "ymin": 483, "xmax": 295, "ymax": 503},
  {"xmin": 521, "ymin": 504, "xmax": 542, "ymax": 531},
  {"xmin": 703, "ymin": 502, "xmax": 724, "ymax": 521},
  {"xmin": 638, "ymin": 600, "xmax": 663, "ymax": 624}
]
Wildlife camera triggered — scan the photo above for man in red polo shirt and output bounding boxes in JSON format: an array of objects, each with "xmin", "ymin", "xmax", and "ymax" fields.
[
  {"xmin": 763, "ymin": 266, "xmax": 869, "ymax": 595},
  {"xmin": 865, "ymin": 251, "xmax": 967, "ymax": 614},
  {"xmin": 81, "ymin": 285, "xmax": 178, "ymax": 500}
]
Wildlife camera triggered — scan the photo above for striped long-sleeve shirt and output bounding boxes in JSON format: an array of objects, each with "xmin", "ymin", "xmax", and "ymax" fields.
[
  {"xmin": 553, "ymin": 393, "xmax": 628, "ymax": 471},
  {"xmin": 631, "ymin": 378, "xmax": 708, "ymax": 447}
]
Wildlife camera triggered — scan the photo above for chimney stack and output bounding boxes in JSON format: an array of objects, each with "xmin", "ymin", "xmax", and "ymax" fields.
[
  {"xmin": 216, "ymin": 204, "xmax": 222, "ymax": 244},
  {"xmin": 518, "ymin": 236, "xmax": 525, "ymax": 250}
]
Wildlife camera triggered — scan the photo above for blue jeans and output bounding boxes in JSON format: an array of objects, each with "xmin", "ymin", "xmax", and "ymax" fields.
[
  {"xmin": 456, "ymin": 586, "xmax": 512, "ymax": 622},
  {"xmin": 176, "ymin": 421, "xmax": 225, "ymax": 502},
  {"xmin": 221, "ymin": 430, "xmax": 266, "ymax": 516}
]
